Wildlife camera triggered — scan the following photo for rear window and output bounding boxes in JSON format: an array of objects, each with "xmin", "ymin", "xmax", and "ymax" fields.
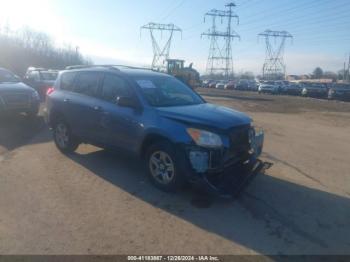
[
  {"xmin": 40, "ymin": 72, "xmax": 58, "ymax": 81},
  {"xmin": 60, "ymin": 72, "xmax": 77, "ymax": 91}
]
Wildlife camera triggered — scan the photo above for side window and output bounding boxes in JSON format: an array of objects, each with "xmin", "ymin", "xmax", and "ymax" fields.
[
  {"xmin": 101, "ymin": 74, "xmax": 130, "ymax": 102},
  {"xmin": 60, "ymin": 72, "xmax": 77, "ymax": 91},
  {"xmin": 74, "ymin": 72, "xmax": 101, "ymax": 97},
  {"xmin": 29, "ymin": 71, "xmax": 40, "ymax": 81}
]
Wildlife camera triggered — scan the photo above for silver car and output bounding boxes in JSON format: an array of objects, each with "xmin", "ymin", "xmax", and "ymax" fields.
[
  {"xmin": 215, "ymin": 81, "xmax": 226, "ymax": 89},
  {"xmin": 258, "ymin": 81, "xmax": 279, "ymax": 94}
]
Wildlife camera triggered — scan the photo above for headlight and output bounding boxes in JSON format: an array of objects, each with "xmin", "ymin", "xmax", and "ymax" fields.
[{"xmin": 187, "ymin": 128, "xmax": 223, "ymax": 148}]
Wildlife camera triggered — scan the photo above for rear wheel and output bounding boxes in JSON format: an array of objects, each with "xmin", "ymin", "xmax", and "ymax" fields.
[
  {"xmin": 145, "ymin": 141, "xmax": 186, "ymax": 192},
  {"xmin": 53, "ymin": 119, "xmax": 79, "ymax": 154}
]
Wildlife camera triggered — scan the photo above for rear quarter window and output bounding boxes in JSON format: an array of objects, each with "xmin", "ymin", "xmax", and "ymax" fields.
[
  {"xmin": 60, "ymin": 72, "xmax": 77, "ymax": 91},
  {"xmin": 74, "ymin": 72, "xmax": 101, "ymax": 97}
]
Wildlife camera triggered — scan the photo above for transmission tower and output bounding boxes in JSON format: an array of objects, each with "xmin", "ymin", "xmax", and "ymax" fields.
[
  {"xmin": 141, "ymin": 23, "xmax": 182, "ymax": 71},
  {"xmin": 201, "ymin": 3, "xmax": 240, "ymax": 79},
  {"xmin": 258, "ymin": 30, "xmax": 293, "ymax": 80}
]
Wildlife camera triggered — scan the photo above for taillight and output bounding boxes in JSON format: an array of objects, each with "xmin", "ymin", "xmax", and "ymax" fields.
[{"xmin": 46, "ymin": 87, "xmax": 55, "ymax": 96}]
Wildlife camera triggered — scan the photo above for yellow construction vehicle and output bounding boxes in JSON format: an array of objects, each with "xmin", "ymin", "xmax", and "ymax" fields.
[{"xmin": 166, "ymin": 59, "xmax": 201, "ymax": 89}]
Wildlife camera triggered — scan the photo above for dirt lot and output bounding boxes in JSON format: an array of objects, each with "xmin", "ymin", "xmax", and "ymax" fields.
[{"xmin": 0, "ymin": 90, "xmax": 350, "ymax": 255}]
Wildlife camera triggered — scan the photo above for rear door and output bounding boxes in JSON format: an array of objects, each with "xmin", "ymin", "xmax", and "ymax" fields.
[{"xmin": 63, "ymin": 71, "xmax": 103, "ymax": 141}]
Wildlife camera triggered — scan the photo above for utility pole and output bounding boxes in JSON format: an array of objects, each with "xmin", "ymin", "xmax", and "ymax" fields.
[
  {"xmin": 258, "ymin": 30, "xmax": 293, "ymax": 80},
  {"xmin": 347, "ymin": 53, "xmax": 350, "ymax": 82},
  {"xmin": 201, "ymin": 3, "xmax": 240, "ymax": 79},
  {"xmin": 140, "ymin": 23, "xmax": 182, "ymax": 71}
]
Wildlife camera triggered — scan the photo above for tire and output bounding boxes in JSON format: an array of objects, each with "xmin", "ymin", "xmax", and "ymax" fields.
[
  {"xmin": 145, "ymin": 141, "xmax": 186, "ymax": 192},
  {"xmin": 53, "ymin": 119, "xmax": 79, "ymax": 154}
]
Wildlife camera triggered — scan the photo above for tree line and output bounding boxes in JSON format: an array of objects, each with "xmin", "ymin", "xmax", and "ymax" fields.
[{"xmin": 0, "ymin": 25, "xmax": 91, "ymax": 76}]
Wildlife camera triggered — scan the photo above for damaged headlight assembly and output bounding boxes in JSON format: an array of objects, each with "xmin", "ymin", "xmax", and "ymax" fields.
[
  {"xmin": 186, "ymin": 128, "xmax": 223, "ymax": 148},
  {"xmin": 249, "ymin": 123, "xmax": 264, "ymax": 157},
  {"xmin": 186, "ymin": 128, "xmax": 223, "ymax": 173}
]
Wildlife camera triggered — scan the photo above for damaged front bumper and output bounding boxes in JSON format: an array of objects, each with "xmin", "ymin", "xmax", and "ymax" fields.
[{"xmin": 184, "ymin": 130, "xmax": 269, "ymax": 198}]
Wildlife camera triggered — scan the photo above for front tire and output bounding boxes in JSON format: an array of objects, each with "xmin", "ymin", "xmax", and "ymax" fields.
[
  {"xmin": 53, "ymin": 119, "xmax": 79, "ymax": 154},
  {"xmin": 145, "ymin": 141, "xmax": 186, "ymax": 192}
]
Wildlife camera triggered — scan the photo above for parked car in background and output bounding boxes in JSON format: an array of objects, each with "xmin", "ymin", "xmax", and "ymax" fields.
[
  {"xmin": 284, "ymin": 82, "xmax": 303, "ymax": 95},
  {"xmin": 258, "ymin": 81, "xmax": 279, "ymax": 94},
  {"xmin": 24, "ymin": 67, "xmax": 58, "ymax": 100},
  {"xmin": 328, "ymin": 84, "xmax": 350, "ymax": 101},
  {"xmin": 236, "ymin": 79, "xmax": 250, "ymax": 90},
  {"xmin": 215, "ymin": 81, "xmax": 226, "ymax": 89},
  {"xmin": 0, "ymin": 68, "xmax": 40, "ymax": 117},
  {"xmin": 45, "ymin": 65, "xmax": 265, "ymax": 196},
  {"xmin": 202, "ymin": 79, "xmax": 212, "ymax": 88},
  {"xmin": 301, "ymin": 83, "xmax": 328, "ymax": 98},
  {"xmin": 208, "ymin": 81, "xmax": 218, "ymax": 89},
  {"xmin": 275, "ymin": 80, "xmax": 289, "ymax": 93},
  {"xmin": 224, "ymin": 80, "xmax": 236, "ymax": 90},
  {"xmin": 248, "ymin": 80, "xmax": 258, "ymax": 91}
]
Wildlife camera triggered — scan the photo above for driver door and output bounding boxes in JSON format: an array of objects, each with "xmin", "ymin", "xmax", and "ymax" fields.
[{"xmin": 96, "ymin": 73, "xmax": 143, "ymax": 152}]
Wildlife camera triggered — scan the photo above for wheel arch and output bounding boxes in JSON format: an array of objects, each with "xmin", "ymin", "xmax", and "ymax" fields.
[
  {"xmin": 49, "ymin": 109, "xmax": 65, "ymax": 127},
  {"xmin": 140, "ymin": 133, "xmax": 175, "ymax": 159}
]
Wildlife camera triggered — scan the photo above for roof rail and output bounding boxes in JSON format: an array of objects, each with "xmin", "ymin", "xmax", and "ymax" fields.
[
  {"xmin": 65, "ymin": 64, "xmax": 158, "ymax": 72},
  {"xmin": 65, "ymin": 65, "xmax": 96, "ymax": 70},
  {"xmin": 27, "ymin": 67, "xmax": 47, "ymax": 71},
  {"xmin": 109, "ymin": 65, "xmax": 155, "ymax": 71}
]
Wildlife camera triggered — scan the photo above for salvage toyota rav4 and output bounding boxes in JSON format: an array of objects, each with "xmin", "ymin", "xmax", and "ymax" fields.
[{"xmin": 46, "ymin": 65, "xmax": 265, "ymax": 197}]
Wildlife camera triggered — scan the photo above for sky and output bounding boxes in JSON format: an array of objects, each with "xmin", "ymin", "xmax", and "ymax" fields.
[{"xmin": 0, "ymin": 0, "xmax": 349, "ymax": 75}]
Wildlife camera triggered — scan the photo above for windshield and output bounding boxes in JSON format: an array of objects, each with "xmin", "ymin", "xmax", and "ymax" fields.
[
  {"xmin": 266, "ymin": 81, "xmax": 275, "ymax": 85},
  {"xmin": 0, "ymin": 69, "xmax": 19, "ymax": 83},
  {"xmin": 134, "ymin": 76, "xmax": 204, "ymax": 107},
  {"xmin": 40, "ymin": 72, "xmax": 58, "ymax": 81}
]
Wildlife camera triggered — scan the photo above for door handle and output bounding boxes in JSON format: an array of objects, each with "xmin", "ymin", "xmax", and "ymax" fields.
[
  {"xmin": 63, "ymin": 98, "xmax": 70, "ymax": 103},
  {"xmin": 93, "ymin": 106, "xmax": 102, "ymax": 111}
]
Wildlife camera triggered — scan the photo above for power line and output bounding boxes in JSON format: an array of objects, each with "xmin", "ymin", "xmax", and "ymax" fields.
[
  {"xmin": 160, "ymin": 0, "xmax": 186, "ymax": 22},
  {"xmin": 241, "ymin": 0, "xmax": 349, "ymax": 33}
]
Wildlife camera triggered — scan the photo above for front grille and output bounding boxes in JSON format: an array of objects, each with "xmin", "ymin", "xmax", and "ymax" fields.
[
  {"xmin": 1, "ymin": 93, "xmax": 30, "ymax": 109},
  {"xmin": 228, "ymin": 125, "xmax": 251, "ymax": 156}
]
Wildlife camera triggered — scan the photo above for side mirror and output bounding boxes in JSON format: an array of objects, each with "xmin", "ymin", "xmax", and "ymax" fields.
[{"xmin": 116, "ymin": 96, "xmax": 138, "ymax": 108}]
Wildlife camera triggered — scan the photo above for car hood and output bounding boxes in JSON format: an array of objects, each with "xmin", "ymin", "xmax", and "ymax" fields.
[
  {"xmin": 0, "ymin": 82, "xmax": 34, "ymax": 93},
  {"xmin": 157, "ymin": 103, "xmax": 251, "ymax": 130}
]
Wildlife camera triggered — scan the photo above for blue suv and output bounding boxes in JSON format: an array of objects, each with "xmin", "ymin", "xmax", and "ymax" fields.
[{"xmin": 46, "ymin": 65, "xmax": 265, "ymax": 196}]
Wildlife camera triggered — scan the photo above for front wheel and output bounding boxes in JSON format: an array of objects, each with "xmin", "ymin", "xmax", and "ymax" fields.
[
  {"xmin": 145, "ymin": 141, "xmax": 186, "ymax": 192},
  {"xmin": 53, "ymin": 120, "xmax": 79, "ymax": 154}
]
